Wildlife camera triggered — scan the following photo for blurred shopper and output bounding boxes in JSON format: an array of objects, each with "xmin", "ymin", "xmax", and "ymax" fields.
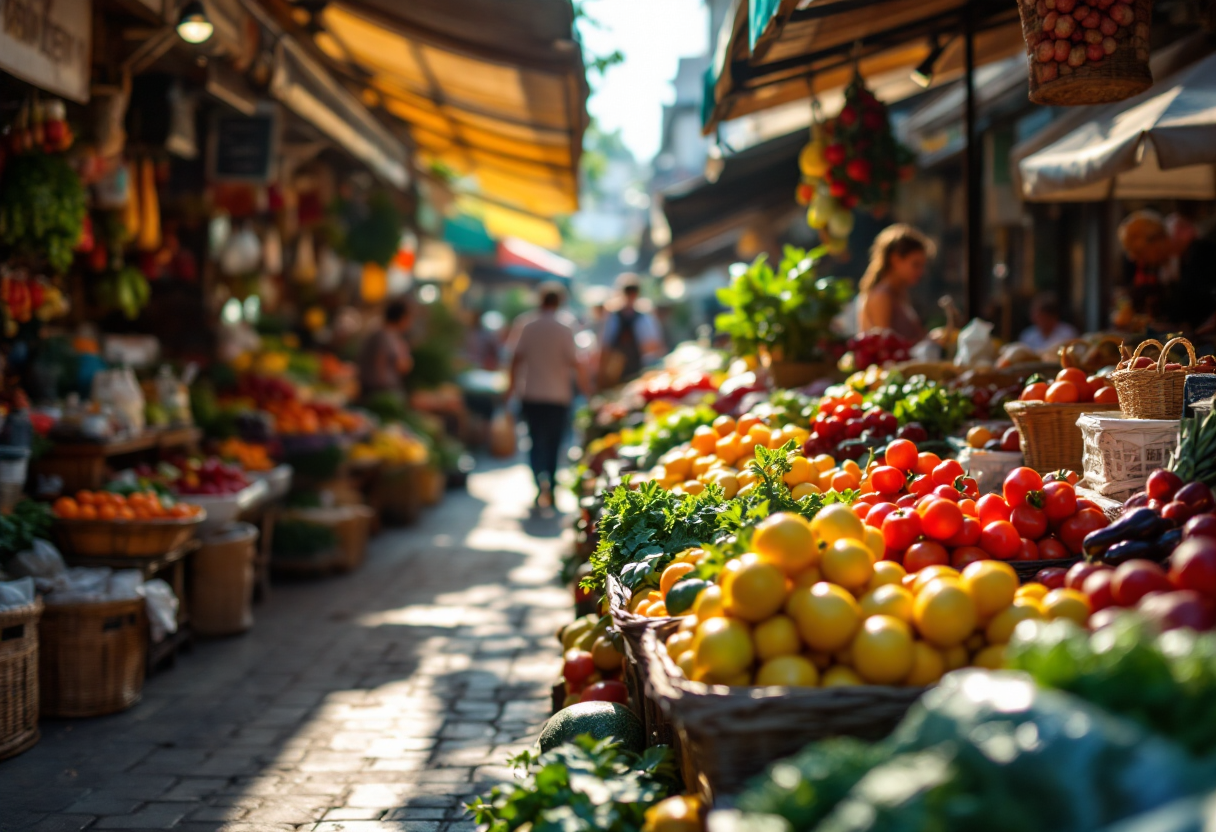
[
  {"xmin": 506, "ymin": 284, "xmax": 589, "ymax": 510},
  {"xmin": 598, "ymin": 273, "xmax": 663, "ymax": 388},
  {"xmin": 857, "ymin": 224, "xmax": 934, "ymax": 342},
  {"xmin": 1019, "ymin": 292, "xmax": 1079, "ymax": 354},
  {"xmin": 1118, "ymin": 210, "xmax": 1173, "ymax": 320},
  {"xmin": 358, "ymin": 299, "xmax": 413, "ymax": 398},
  {"xmin": 1163, "ymin": 211, "xmax": 1216, "ymax": 331}
]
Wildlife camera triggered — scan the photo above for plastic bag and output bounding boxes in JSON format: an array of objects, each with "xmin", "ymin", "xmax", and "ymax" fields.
[
  {"xmin": 954, "ymin": 318, "xmax": 996, "ymax": 368},
  {"xmin": 9, "ymin": 538, "xmax": 66, "ymax": 580},
  {"xmin": 140, "ymin": 578, "xmax": 179, "ymax": 643},
  {"xmin": 0, "ymin": 577, "xmax": 35, "ymax": 609}
]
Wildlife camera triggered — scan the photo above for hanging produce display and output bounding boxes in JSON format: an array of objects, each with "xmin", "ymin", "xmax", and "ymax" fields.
[
  {"xmin": 797, "ymin": 76, "xmax": 914, "ymax": 251},
  {"xmin": 0, "ymin": 152, "xmax": 87, "ymax": 275}
]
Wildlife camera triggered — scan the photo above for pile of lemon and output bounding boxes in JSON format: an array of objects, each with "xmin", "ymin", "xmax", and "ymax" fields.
[
  {"xmin": 659, "ymin": 507, "xmax": 1085, "ymax": 688},
  {"xmin": 646, "ymin": 413, "xmax": 862, "ymax": 500}
]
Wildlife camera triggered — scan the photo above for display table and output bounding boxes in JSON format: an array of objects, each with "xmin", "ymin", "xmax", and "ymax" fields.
[
  {"xmin": 36, "ymin": 427, "xmax": 203, "ymax": 493},
  {"xmin": 61, "ymin": 539, "xmax": 200, "ymax": 674}
]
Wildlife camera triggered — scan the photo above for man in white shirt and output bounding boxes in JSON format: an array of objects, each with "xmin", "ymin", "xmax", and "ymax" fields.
[
  {"xmin": 506, "ymin": 284, "xmax": 590, "ymax": 509},
  {"xmin": 1019, "ymin": 292, "xmax": 1079, "ymax": 356}
]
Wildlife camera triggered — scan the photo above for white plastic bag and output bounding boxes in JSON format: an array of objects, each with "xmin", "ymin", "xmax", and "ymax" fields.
[
  {"xmin": 954, "ymin": 318, "xmax": 996, "ymax": 368},
  {"xmin": 0, "ymin": 577, "xmax": 35, "ymax": 609},
  {"xmin": 10, "ymin": 538, "xmax": 66, "ymax": 580},
  {"xmin": 140, "ymin": 578, "xmax": 179, "ymax": 643}
]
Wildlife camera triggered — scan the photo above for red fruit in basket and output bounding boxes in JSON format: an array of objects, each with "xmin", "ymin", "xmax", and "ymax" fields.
[
  {"xmin": 981, "ymin": 520, "xmax": 1021, "ymax": 560},
  {"xmin": 1038, "ymin": 537, "xmax": 1070, "ymax": 561},
  {"xmin": 931, "ymin": 484, "xmax": 961, "ymax": 503},
  {"xmin": 1147, "ymin": 469, "xmax": 1184, "ymax": 502},
  {"xmin": 897, "ymin": 494, "xmax": 919, "ymax": 509},
  {"xmin": 1001, "ymin": 427, "xmax": 1022, "ymax": 452},
  {"xmin": 1043, "ymin": 10, "xmax": 1059, "ymax": 29},
  {"xmin": 1066, "ymin": 560, "xmax": 1109, "ymax": 590},
  {"xmin": 1056, "ymin": 0, "xmax": 1076, "ymax": 11},
  {"xmin": 824, "ymin": 143, "xmax": 846, "ymax": 165},
  {"xmin": 1184, "ymin": 514, "xmax": 1216, "ymax": 540},
  {"xmin": 1111, "ymin": 560, "xmax": 1172, "ymax": 607},
  {"xmin": 1086, "ymin": 43, "xmax": 1105, "ymax": 61},
  {"xmin": 932, "ymin": 459, "xmax": 965, "ymax": 487},
  {"xmin": 977, "ymin": 494, "xmax": 1013, "ymax": 526},
  {"xmin": 838, "ymin": 105, "xmax": 858, "ymax": 127},
  {"xmin": 951, "ymin": 546, "xmax": 989, "ymax": 571},
  {"xmin": 1083, "ymin": 570, "xmax": 1116, "ymax": 611},
  {"xmin": 1012, "ymin": 538, "xmax": 1039, "ymax": 561},
  {"xmin": 1036, "ymin": 566, "xmax": 1068, "ymax": 588},
  {"xmin": 1169, "ymin": 537, "xmax": 1216, "ymax": 598},
  {"xmin": 905, "ymin": 540, "xmax": 950, "ymax": 572},
  {"xmin": 1021, "ymin": 382, "xmax": 1048, "ymax": 401},
  {"xmin": 1139, "ymin": 590, "xmax": 1216, "ymax": 632},
  {"xmin": 1054, "ymin": 14, "xmax": 1076, "ymax": 36},
  {"xmin": 1059, "ymin": 509, "xmax": 1109, "ymax": 554},
  {"xmin": 922, "ymin": 499, "xmax": 963, "ymax": 541},
  {"xmin": 883, "ymin": 509, "xmax": 923, "ymax": 551},
  {"xmin": 1102, "ymin": 36, "xmax": 1118, "ymax": 55},
  {"xmin": 1111, "ymin": 2, "xmax": 1133, "ymax": 24},
  {"xmin": 1042, "ymin": 481, "xmax": 1078, "ymax": 524},
  {"xmin": 1068, "ymin": 44, "xmax": 1087, "ymax": 65},
  {"xmin": 1083, "ymin": 10, "xmax": 1102, "ymax": 26},
  {"xmin": 866, "ymin": 502, "xmax": 899, "ymax": 529},
  {"xmin": 869, "ymin": 466, "xmax": 905, "ymax": 495},
  {"xmin": 563, "ymin": 650, "xmax": 597, "ymax": 687},
  {"xmin": 829, "ymin": 180, "xmax": 849, "ymax": 198},
  {"xmin": 1163, "ymin": 500, "xmax": 1197, "ymax": 525},
  {"xmin": 580, "ymin": 680, "xmax": 628, "ymax": 705},
  {"xmin": 945, "ymin": 516, "xmax": 982, "ymax": 548},
  {"xmin": 1004, "ymin": 468, "xmax": 1044, "ymax": 508},
  {"xmin": 1012, "ymin": 505, "xmax": 1048, "ymax": 540},
  {"xmin": 1100, "ymin": 15, "xmax": 1118, "ymax": 34},
  {"xmin": 1084, "ymin": 28, "xmax": 1104, "ymax": 44},
  {"xmin": 1036, "ymin": 40, "xmax": 1057, "ymax": 62},
  {"xmin": 1177, "ymin": 482, "xmax": 1216, "ymax": 512}
]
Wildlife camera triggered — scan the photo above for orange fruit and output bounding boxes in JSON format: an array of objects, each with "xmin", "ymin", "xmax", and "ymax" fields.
[
  {"xmin": 722, "ymin": 557, "xmax": 788, "ymax": 622},
  {"xmin": 713, "ymin": 415, "xmax": 736, "ymax": 436},
  {"xmin": 820, "ymin": 538, "xmax": 874, "ymax": 592},
  {"xmin": 754, "ymin": 655, "xmax": 819, "ymax": 687},
  {"xmin": 752, "ymin": 512, "xmax": 818, "ymax": 575},
  {"xmin": 661, "ymin": 562, "xmax": 697, "ymax": 597},
  {"xmin": 860, "ymin": 584, "xmax": 915, "ymax": 623},
  {"xmin": 904, "ymin": 641, "xmax": 946, "ymax": 686},
  {"xmin": 75, "ymin": 490, "xmax": 95, "ymax": 506},
  {"xmin": 78, "ymin": 505, "xmax": 98, "ymax": 520},
  {"xmin": 910, "ymin": 565, "xmax": 960, "ymax": 595},
  {"xmin": 115, "ymin": 506, "xmax": 136, "ymax": 520},
  {"xmin": 53, "ymin": 497, "xmax": 79, "ymax": 518},
  {"xmin": 810, "ymin": 504, "xmax": 866, "ymax": 548},
  {"xmin": 736, "ymin": 414, "xmax": 762, "ymax": 436},
  {"xmin": 868, "ymin": 560, "xmax": 907, "ymax": 591},
  {"xmin": 913, "ymin": 578, "xmax": 977, "ymax": 648},
  {"xmin": 985, "ymin": 598, "xmax": 1045, "ymax": 644},
  {"xmin": 691, "ymin": 425, "xmax": 718, "ymax": 455},
  {"xmin": 97, "ymin": 505, "xmax": 117, "ymax": 521}
]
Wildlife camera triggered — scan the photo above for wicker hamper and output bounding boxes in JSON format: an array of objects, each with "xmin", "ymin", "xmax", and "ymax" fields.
[
  {"xmin": 1005, "ymin": 401, "xmax": 1094, "ymax": 473},
  {"xmin": 190, "ymin": 522, "xmax": 258, "ymax": 636},
  {"xmin": 53, "ymin": 515, "xmax": 203, "ymax": 558},
  {"xmin": 1112, "ymin": 338, "xmax": 1204, "ymax": 420},
  {"xmin": 642, "ymin": 626, "xmax": 924, "ymax": 801},
  {"xmin": 606, "ymin": 575, "xmax": 676, "ymax": 746},
  {"xmin": 1078, "ymin": 411, "xmax": 1180, "ymax": 499},
  {"xmin": 333, "ymin": 505, "xmax": 375, "ymax": 572},
  {"xmin": 0, "ymin": 600, "xmax": 42, "ymax": 759},
  {"xmin": 39, "ymin": 597, "xmax": 147, "ymax": 717}
]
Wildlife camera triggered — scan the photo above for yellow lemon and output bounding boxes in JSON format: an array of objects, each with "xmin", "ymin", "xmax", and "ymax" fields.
[
  {"xmin": 851, "ymin": 615, "xmax": 915, "ymax": 684},
  {"xmin": 985, "ymin": 598, "xmax": 1045, "ymax": 644},
  {"xmin": 752, "ymin": 512, "xmax": 818, "ymax": 575},
  {"xmin": 904, "ymin": 641, "xmax": 946, "ymax": 686},
  {"xmin": 820, "ymin": 665, "xmax": 864, "ymax": 687},
  {"xmin": 1042, "ymin": 588, "xmax": 1092, "ymax": 625},
  {"xmin": 868, "ymin": 560, "xmax": 907, "ymax": 591},
  {"xmin": 723, "ymin": 557, "xmax": 788, "ymax": 622},
  {"xmin": 791, "ymin": 482, "xmax": 822, "ymax": 500},
  {"xmin": 693, "ymin": 617, "xmax": 754, "ymax": 678},
  {"xmin": 810, "ymin": 504, "xmax": 866, "ymax": 548},
  {"xmin": 913, "ymin": 578, "xmax": 977, "ymax": 648},
  {"xmin": 755, "ymin": 655, "xmax": 819, "ymax": 687},
  {"xmin": 789, "ymin": 582, "xmax": 861, "ymax": 652},
  {"xmin": 821, "ymin": 538, "xmax": 875, "ymax": 592},
  {"xmin": 911, "ymin": 565, "xmax": 961, "ymax": 595},
  {"xmin": 860, "ymin": 584, "xmax": 915, "ymax": 623},
  {"xmin": 961, "ymin": 560, "xmax": 1019, "ymax": 619},
  {"xmin": 691, "ymin": 584, "xmax": 725, "ymax": 620},
  {"xmin": 752, "ymin": 614, "xmax": 802, "ymax": 661},
  {"xmin": 1015, "ymin": 582, "xmax": 1049, "ymax": 602},
  {"xmin": 863, "ymin": 527, "xmax": 885, "ymax": 562}
]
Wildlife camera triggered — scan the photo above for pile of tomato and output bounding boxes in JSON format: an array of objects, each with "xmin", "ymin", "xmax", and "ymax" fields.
[
  {"xmin": 1018, "ymin": 366, "xmax": 1119, "ymax": 405},
  {"xmin": 851, "ymin": 438, "xmax": 1110, "ymax": 568},
  {"xmin": 52, "ymin": 489, "xmax": 200, "ymax": 521}
]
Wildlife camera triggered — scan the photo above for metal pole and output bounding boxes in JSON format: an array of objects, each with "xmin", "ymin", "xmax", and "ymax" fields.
[{"xmin": 963, "ymin": 0, "xmax": 982, "ymax": 319}]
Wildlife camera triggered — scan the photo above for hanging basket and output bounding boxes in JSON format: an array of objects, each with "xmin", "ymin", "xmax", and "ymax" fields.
[{"xmin": 1017, "ymin": 0, "xmax": 1153, "ymax": 105}]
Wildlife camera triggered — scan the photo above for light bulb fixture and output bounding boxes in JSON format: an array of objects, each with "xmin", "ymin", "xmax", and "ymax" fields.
[
  {"xmin": 177, "ymin": 1, "xmax": 214, "ymax": 44},
  {"xmin": 911, "ymin": 35, "xmax": 947, "ymax": 88}
]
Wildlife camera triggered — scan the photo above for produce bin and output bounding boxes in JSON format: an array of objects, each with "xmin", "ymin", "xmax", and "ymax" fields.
[
  {"xmin": 1078, "ymin": 411, "xmax": 1180, "ymax": 500},
  {"xmin": 0, "ymin": 600, "xmax": 42, "ymax": 760},
  {"xmin": 39, "ymin": 597, "xmax": 147, "ymax": 717},
  {"xmin": 190, "ymin": 522, "xmax": 258, "ymax": 636}
]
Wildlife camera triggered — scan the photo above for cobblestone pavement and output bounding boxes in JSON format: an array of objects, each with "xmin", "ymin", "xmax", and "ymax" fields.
[{"xmin": 1, "ymin": 462, "xmax": 571, "ymax": 832}]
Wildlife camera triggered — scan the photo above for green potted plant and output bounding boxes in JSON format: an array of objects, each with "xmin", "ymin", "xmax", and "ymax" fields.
[{"xmin": 715, "ymin": 245, "xmax": 853, "ymax": 387}]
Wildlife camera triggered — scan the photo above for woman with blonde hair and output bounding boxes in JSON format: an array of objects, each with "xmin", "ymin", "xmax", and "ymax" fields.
[{"xmin": 857, "ymin": 223, "xmax": 935, "ymax": 341}]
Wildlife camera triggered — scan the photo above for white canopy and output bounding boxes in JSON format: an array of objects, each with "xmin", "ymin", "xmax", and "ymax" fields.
[{"xmin": 1019, "ymin": 51, "xmax": 1216, "ymax": 202}]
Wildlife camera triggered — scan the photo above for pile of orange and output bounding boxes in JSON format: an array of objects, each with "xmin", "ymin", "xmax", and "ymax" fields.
[{"xmin": 52, "ymin": 490, "xmax": 200, "ymax": 521}]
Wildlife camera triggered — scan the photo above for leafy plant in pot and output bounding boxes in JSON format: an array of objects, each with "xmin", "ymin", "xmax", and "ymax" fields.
[{"xmin": 715, "ymin": 245, "xmax": 853, "ymax": 388}]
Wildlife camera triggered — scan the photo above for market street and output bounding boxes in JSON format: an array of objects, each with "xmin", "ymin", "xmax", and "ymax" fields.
[{"xmin": 0, "ymin": 462, "xmax": 570, "ymax": 832}]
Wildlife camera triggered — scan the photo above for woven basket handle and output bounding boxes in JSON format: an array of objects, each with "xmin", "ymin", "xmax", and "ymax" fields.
[
  {"xmin": 1156, "ymin": 337, "xmax": 1198, "ymax": 374},
  {"xmin": 1128, "ymin": 339, "xmax": 1164, "ymax": 365},
  {"xmin": 1057, "ymin": 338, "xmax": 1089, "ymax": 368}
]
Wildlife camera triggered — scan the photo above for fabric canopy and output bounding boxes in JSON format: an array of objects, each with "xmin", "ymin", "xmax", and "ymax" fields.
[
  {"xmin": 704, "ymin": 0, "xmax": 1022, "ymax": 131},
  {"xmin": 312, "ymin": 0, "xmax": 588, "ymax": 217},
  {"xmin": 1019, "ymin": 51, "xmax": 1216, "ymax": 202}
]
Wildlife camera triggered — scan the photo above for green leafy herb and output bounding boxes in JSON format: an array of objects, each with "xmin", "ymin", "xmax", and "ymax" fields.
[
  {"xmin": 0, "ymin": 499, "xmax": 52, "ymax": 561},
  {"xmin": 466, "ymin": 736, "xmax": 677, "ymax": 832},
  {"xmin": 867, "ymin": 375, "xmax": 973, "ymax": 439},
  {"xmin": 0, "ymin": 152, "xmax": 87, "ymax": 274}
]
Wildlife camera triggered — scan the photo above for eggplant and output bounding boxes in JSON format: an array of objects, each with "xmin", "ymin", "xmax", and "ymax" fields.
[
  {"xmin": 1097, "ymin": 527, "xmax": 1183, "ymax": 565},
  {"xmin": 1082, "ymin": 508, "xmax": 1169, "ymax": 557}
]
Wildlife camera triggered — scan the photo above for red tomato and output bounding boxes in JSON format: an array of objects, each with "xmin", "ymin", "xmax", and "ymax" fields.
[
  {"xmin": 950, "ymin": 546, "xmax": 989, "ymax": 570},
  {"xmin": 1038, "ymin": 536, "xmax": 1070, "ymax": 561},
  {"xmin": 1044, "ymin": 469, "xmax": 1080, "ymax": 486},
  {"xmin": 580, "ymin": 680, "xmax": 629, "ymax": 704},
  {"xmin": 932, "ymin": 459, "xmax": 965, "ymax": 487},
  {"xmin": 563, "ymin": 650, "xmax": 597, "ymax": 686},
  {"xmin": 959, "ymin": 477, "xmax": 979, "ymax": 499},
  {"xmin": 1042, "ymin": 481, "xmax": 1078, "ymax": 524},
  {"xmin": 915, "ymin": 452, "xmax": 942, "ymax": 476},
  {"xmin": 1056, "ymin": 367, "xmax": 1088, "ymax": 388},
  {"xmin": 1014, "ymin": 538, "xmax": 1040, "ymax": 561},
  {"xmin": 980, "ymin": 520, "xmax": 1022, "ymax": 560},
  {"xmin": 866, "ymin": 502, "xmax": 899, "ymax": 529},
  {"xmin": 1046, "ymin": 381, "xmax": 1079, "ymax": 403},
  {"xmin": 1094, "ymin": 386, "xmax": 1119, "ymax": 405},
  {"xmin": 896, "ymin": 494, "xmax": 919, "ymax": 509},
  {"xmin": 869, "ymin": 465, "xmax": 905, "ymax": 495},
  {"xmin": 885, "ymin": 439, "xmax": 919, "ymax": 472},
  {"xmin": 944, "ymin": 516, "xmax": 982, "ymax": 548},
  {"xmin": 932, "ymin": 484, "xmax": 962, "ymax": 502},
  {"xmin": 977, "ymin": 493, "xmax": 1013, "ymax": 526},
  {"xmin": 908, "ymin": 474, "xmax": 935, "ymax": 498},
  {"xmin": 958, "ymin": 498, "xmax": 977, "ymax": 517},
  {"xmin": 1076, "ymin": 497, "xmax": 1101, "ymax": 513},
  {"xmin": 904, "ymin": 540, "xmax": 949, "ymax": 572},
  {"xmin": 922, "ymin": 499, "xmax": 964, "ymax": 542},
  {"xmin": 1011, "ymin": 505, "xmax": 1048, "ymax": 540},
  {"xmin": 1020, "ymin": 382, "xmax": 1047, "ymax": 401},
  {"xmin": 1058, "ymin": 508, "xmax": 1109, "ymax": 555},
  {"xmin": 1003, "ymin": 468, "xmax": 1044, "ymax": 508},
  {"xmin": 882, "ymin": 508, "xmax": 923, "ymax": 552},
  {"xmin": 853, "ymin": 502, "xmax": 873, "ymax": 521},
  {"xmin": 1082, "ymin": 570, "xmax": 1116, "ymax": 611}
]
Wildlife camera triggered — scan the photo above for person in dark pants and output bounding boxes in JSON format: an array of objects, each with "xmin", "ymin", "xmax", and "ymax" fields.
[{"xmin": 506, "ymin": 284, "xmax": 589, "ymax": 510}]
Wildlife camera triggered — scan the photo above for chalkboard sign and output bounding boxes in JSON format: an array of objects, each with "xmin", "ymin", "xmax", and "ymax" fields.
[
  {"xmin": 210, "ymin": 111, "xmax": 276, "ymax": 182},
  {"xmin": 1184, "ymin": 374, "xmax": 1216, "ymax": 417}
]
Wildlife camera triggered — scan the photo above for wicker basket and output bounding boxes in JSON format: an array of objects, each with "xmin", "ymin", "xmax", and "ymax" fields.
[
  {"xmin": 333, "ymin": 505, "xmax": 375, "ymax": 572},
  {"xmin": 641, "ymin": 626, "xmax": 924, "ymax": 801},
  {"xmin": 190, "ymin": 523, "xmax": 258, "ymax": 636},
  {"xmin": 759, "ymin": 352, "xmax": 839, "ymax": 389},
  {"xmin": 1017, "ymin": 0, "xmax": 1153, "ymax": 105},
  {"xmin": 1112, "ymin": 337, "xmax": 1201, "ymax": 420},
  {"xmin": 39, "ymin": 597, "xmax": 147, "ymax": 717},
  {"xmin": 53, "ymin": 514, "xmax": 204, "ymax": 558},
  {"xmin": 0, "ymin": 600, "xmax": 42, "ymax": 760},
  {"xmin": 606, "ymin": 575, "xmax": 677, "ymax": 746},
  {"xmin": 1005, "ymin": 401, "xmax": 1094, "ymax": 473},
  {"xmin": 1078, "ymin": 411, "xmax": 1180, "ymax": 499}
]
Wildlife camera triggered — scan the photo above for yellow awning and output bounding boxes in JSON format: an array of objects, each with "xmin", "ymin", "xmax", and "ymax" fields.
[
  {"xmin": 314, "ymin": 1, "xmax": 587, "ymax": 217},
  {"xmin": 455, "ymin": 195, "xmax": 564, "ymax": 250}
]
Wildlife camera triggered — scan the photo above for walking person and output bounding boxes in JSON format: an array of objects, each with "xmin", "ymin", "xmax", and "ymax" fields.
[
  {"xmin": 597, "ymin": 273, "xmax": 664, "ymax": 389},
  {"xmin": 358, "ymin": 299, "xmax": 413, "ymax": 400},
  {"xmin": 506, "ymin": 284, "xmax": 589, "ymax": 510}
]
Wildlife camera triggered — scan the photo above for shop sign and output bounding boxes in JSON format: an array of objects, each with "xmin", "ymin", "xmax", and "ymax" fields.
[
  {"xmin": 0, "ymin": 0, "xmax": 92, "ymax": 103},
  {"xmin": 209, "ymin": 108, "xmax": 278, "ymax": 183}
]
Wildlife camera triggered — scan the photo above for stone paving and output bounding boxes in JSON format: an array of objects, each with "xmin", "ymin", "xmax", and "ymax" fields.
[{"xmin": 1, "ymin": 462, "xmax": 572, "ymax": 832}]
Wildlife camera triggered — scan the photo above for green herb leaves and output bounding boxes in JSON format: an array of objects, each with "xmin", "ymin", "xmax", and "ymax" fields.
[{"xmin": 0, "ymin": 153, "xmax": 87, "ymax": 274}]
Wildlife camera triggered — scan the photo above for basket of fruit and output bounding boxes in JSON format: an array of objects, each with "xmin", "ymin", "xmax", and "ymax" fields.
[
  {"xmin": 1017, "ymin": 0, "xmax": 1153, "ymax": 106},
  {"xmin": 1111, "ymin": 337, "xmax": 1214, "ymax": 420},
  {"xmin": 1005, "ymin": 366, "xmax": 1117, "ymax": 472},
  {"xmin": 51, "ymin": 490, "xmax": 204, "ymax": 557}
]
